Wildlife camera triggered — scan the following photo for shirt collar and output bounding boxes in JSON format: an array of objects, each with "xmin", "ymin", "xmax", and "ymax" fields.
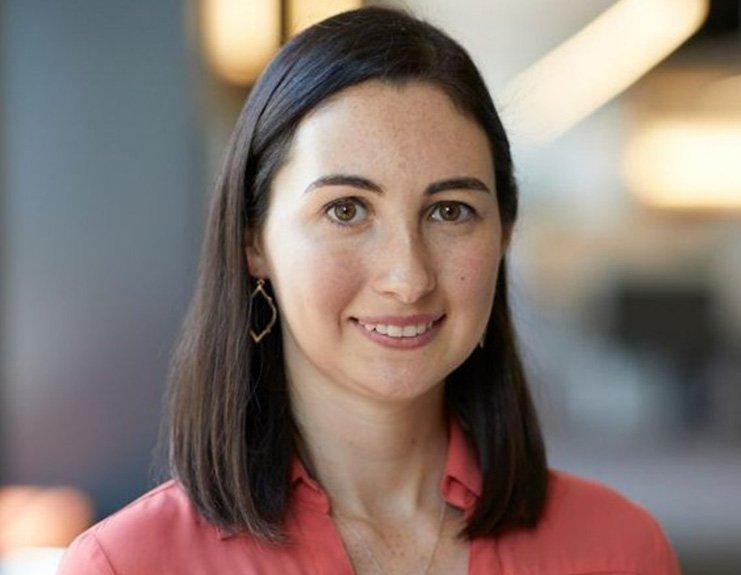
[
  {"xmin": 440, "ymin": 411, "xmax": 483, "ymax": 501},
  {"xmin": 216, "ymin": 411, "xmax": 481, "ymax": 540}
]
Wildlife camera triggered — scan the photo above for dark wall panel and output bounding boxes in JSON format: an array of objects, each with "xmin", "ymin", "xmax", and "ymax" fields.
[{"xmin": 1, "ymin": 0, "xmax": 203, "ymax": 518}]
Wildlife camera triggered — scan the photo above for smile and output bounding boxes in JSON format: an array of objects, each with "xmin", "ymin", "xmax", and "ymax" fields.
[
  {"xmin": 350, "ymin": 315, "xmax": 445, "ymax": 349},
  {"xmin": 358, "ymin": 320, "xmax": 434, "ymax": 337}
]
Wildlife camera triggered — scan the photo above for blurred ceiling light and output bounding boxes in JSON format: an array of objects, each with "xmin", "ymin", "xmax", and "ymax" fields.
[
  {"xmin": 623, "ymin": 118, "xmax": 741, "ymax": 212},
  {"xmin": 201, "ymin": 0, "xmax": 362, "ymax": 85},
  {"xmin": 0, "ymin": 485, "xmax": 93, "ymax": 554},
  {"xmin": 201, "ymin": 0, "xmax": 282, "ymax": 85},
  {"xmin": 288, "ymin": 0, "xmax": 361, "ymax": 37},
  {"xmin": 501, "ymin": 0, "xmax": 710, "ymax": 145}
]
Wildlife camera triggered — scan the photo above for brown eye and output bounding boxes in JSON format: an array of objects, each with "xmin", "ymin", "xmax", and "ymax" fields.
[
  {"xmin": 325, "ymin": 198, "xmax": 367, "ymax": 227},
  {"xmin": 430, "ymin": 201, "xmax": 475, "ymax": 223},
  {"xmin": 334, "ymin": 200, "xmax": 356, "ymax": 222},
  {"xmin": 440, "ymin": 203, "xmax": 460, "ymax": 221}
]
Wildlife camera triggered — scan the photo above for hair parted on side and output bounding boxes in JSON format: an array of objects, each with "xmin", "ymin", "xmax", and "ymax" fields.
[{"xmin": 160, "ymin": 4, "xmax": 548, "ymax": 546}]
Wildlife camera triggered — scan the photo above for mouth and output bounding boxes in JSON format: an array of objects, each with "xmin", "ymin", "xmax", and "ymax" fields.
[{"xmin": 349, "ymin": 314, "xmax": 446, "ymax": 349}]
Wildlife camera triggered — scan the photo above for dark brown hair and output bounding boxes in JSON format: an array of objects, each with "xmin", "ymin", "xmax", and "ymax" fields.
[{"xmin": 161, "ymin": 5, "xmax": 548, "ymax": 545}]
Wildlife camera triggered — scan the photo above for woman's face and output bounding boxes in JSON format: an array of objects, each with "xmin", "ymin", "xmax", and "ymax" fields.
[{"xmin": 246, "ymin": 80, "xmax": 507, "ymax": 403}]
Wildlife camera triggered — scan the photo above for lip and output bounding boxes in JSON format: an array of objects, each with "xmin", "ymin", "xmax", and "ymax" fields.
[
  {"xmin": 353, "ymin": 313, "xmax": 444, "ymax": 327},
  {"xmin": 350, "ymin": 315, "xmax": 445, "ymax": 349}
]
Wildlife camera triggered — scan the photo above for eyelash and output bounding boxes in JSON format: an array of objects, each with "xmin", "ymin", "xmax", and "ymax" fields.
[{"xmin": 324, "ymin": 197, "xmax": 478, "ymax": 229}]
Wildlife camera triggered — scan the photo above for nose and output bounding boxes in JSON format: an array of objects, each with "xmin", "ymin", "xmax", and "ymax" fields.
[{"xmin": 372, "ymin": 226, "xmax": 436, "ymax": 304}]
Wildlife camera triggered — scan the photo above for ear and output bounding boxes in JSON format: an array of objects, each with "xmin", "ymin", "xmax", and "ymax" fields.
[{"xmin": 245, "ymin": 227, "xmax": 270, "ymax": 279}]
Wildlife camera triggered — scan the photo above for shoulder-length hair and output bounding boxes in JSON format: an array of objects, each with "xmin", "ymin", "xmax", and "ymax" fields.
[{"xmin": 162, "ymin": 5, "xmax": 548, "ymax": 545}]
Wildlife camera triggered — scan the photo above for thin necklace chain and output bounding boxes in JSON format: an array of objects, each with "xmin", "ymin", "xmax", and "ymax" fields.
[{"xmin": 332, "ymin": 496, "xmax": 448, "ymax": 575}]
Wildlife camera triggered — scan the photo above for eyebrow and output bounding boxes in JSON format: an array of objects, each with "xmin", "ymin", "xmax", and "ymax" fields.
[{"xmin": 303, "ymin": 174, "xmax": 492, "ymax": 196}]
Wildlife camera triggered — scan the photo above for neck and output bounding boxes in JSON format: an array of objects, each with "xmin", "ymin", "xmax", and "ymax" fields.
[{"xmin": 289, "ymin": 377, "xmax": 449, "ymax": 522}]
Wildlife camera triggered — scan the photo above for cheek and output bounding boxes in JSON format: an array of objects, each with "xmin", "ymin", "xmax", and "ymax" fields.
[
  {"xmin": 438, "ymin": 238, "xmax": 500, "ymax": 309},
  {"xmin": 277, "ymin": 237, "xmax": 364, "ymax": 328}
]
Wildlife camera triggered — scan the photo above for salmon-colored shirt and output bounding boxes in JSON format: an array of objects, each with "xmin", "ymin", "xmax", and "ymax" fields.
[{"xmin": 57, "ymin": 415, "xmax": 681, "ymax": 574}]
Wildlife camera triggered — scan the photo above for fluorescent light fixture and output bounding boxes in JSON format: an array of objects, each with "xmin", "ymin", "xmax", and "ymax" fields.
[
  {"xmin": 623, "ymin": 118, "xmax": 741, "ymax": 211},
  {"xmin": 501, "ymin": 0, "xmax": 710, "ymax": 145}
]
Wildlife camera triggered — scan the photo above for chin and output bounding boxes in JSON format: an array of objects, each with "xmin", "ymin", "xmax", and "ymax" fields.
[{"xmin": 356, "ymin": 371, "xmax": 442, "ymax": 402}]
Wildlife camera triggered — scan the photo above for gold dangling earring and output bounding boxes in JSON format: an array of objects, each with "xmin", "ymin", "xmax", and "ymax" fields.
[
  {"xmin": 478, "ymin": 333, "xmax": 485, "ymax": 349},
  {"xmin": 249, "ymin": 278, "xmax": 277, "ymax": 343}
]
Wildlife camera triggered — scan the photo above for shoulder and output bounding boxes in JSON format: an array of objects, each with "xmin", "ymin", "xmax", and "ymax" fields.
[
  {"xmin": 56, "ymin": 479, "xmax": 223, "ymax": 575},
  {"xmin": 495, "ymin": 468, "xmax": 681, "ymax": 574},
  {"xmin": 546, "ymin": 468, "xmax": 662, "ymax": 531}
]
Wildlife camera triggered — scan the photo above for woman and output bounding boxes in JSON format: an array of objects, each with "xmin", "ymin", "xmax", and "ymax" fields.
[{"xmin": 58, "ymin": 6, "xmax": 681, "ymax": 574}]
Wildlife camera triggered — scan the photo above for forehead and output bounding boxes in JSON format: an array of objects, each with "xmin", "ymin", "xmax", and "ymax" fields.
[{"xmin": 275, "ymin": 80, "xmax": 495, "ymax": 191}]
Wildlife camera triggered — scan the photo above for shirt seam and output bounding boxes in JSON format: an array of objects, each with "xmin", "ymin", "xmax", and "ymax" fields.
[{"xmin": 90, "ymin": 532, "xmax": 119, "ymax": 575}]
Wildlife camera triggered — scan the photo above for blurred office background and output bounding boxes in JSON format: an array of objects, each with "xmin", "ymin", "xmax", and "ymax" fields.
[{"xmin": 0, "ymin": 0, "xmax": 739, "ymax": 573}]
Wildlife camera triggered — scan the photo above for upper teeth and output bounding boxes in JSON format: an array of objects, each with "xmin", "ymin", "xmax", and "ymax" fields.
[{"xmin": 358, "ymin": 320, "xmax": 434, "ymax": 337}]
